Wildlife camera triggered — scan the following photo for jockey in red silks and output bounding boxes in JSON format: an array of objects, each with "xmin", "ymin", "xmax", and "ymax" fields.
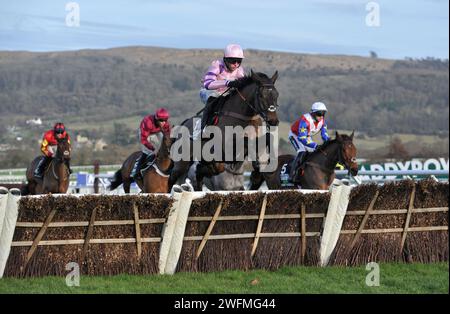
[
  {"xmin": 131, "ymin": 107, "xmax": 171, "ymax": 180},
  {"xmin": 34, "ymin": 122, "xmax": 72, "ymax": 179},
  {"xmin": 198, "ymin": 44, "xmax": 246, "ymax": 131},
  {"xmin": 288, "ymin": 102, "xmax": 330, "ymax": 182}
]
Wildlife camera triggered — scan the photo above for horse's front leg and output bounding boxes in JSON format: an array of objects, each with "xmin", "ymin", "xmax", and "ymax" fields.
[
  {"xmin": 265, "ymin": 172, "xmax": 282, "ymax": 190},
  {"xmin": 122, "ymin": 179, "xmax": 131, "ymax": 194},
  {"xmin": 169, "ymin": 161, "xmax": 191, "ymax": 190},
  {"xmin": 195, "ymin": 162, "xmax": 225, "ymax": 191},
  {"xmin": 249, "ymin": 169, "xmax": 264, "ymax": 190}
]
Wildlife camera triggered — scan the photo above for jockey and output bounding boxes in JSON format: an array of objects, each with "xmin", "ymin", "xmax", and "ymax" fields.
[
  {"xmin": 199, "ymin": 43, "xmax": 246, "ymax": 131},
  {"xmin": 34, "ymin": 122, "xmax": 72, "ymax": 179},
  {"xmin": 131, "ymin": 107, "xmax": 171, "ymax": 181},
  {"xmin": 288, "ymin": 102, "xmax": 330, "ymax": 182}
]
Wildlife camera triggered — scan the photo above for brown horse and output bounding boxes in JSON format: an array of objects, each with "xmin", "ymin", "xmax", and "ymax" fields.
[
  {"xmin": 249, "ymin": 131, "xmax": 358, "ymax": 190},
  {"xmin": 22, "ymin": 137, "xmax": 72, "ymax": 195},
  {"xmin": 109, "ymin": 130, "xmax": 173, "ymax": 193}
]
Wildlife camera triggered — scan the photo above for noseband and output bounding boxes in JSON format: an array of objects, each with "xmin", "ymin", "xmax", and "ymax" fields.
[{"xmin": 236, "ymin": 83, "xmax": 278, "ymax": 124}]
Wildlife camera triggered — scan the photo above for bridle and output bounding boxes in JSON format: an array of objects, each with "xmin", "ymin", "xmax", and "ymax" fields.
[
  {"xmin": 236, "ymin": 82, "xmax": 278, "ymax": 124},
  {"xmin": 317, "ymin": 140, "xmax": 356, "ymax": 173},
  {"xmin": 153, "ymin": 131, "xmax": 172, "ymax": 177},
  {"xmin": 51, "ymin": 140, "xmax": 71, "ymax": 180}
]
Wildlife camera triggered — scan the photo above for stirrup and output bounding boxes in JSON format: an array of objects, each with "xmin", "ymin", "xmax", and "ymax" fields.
[
  {"xmin": 34, "ymin": 170, "xmax": 43, "ymax": 180},
  {"xmin": 192, "ymin": 126, "xmax": 205, "ymax": 141},
  {"xmin": 131, "ymin": 164, "xmax": 139, "ymax": 179}
]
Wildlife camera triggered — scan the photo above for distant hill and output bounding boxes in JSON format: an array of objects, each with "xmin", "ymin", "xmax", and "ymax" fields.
[{"xmin": 0, "ymin": 46, "xmax": 448, "ymax": 137}]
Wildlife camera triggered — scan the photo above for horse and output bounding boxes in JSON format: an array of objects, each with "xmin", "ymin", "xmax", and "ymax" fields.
[
  {"xmin": 186, "ymin": 161, "xmax": 246, "ymax": 191},
  {"xmin": 22, "ymin": 137, "xmax": 72, "ymax": 195},
  {"xmin": 249, "ymin": 131, "xmax": 359, "ymax": 190},
  {"xmin": 109, "ymin": 129, "xmax": 173, "ymax": 193},
  {"xmin": 169, "ymin": 70, "xmax": 280, "ymax": 191}
]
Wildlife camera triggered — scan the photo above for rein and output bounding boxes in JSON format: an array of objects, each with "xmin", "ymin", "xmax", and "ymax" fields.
[
  {"xmin": 151, "ymin": 133, "xmax": 172, "ymax": 178},
  {"xmin": 50, "ymin": 158, "xmax": 69, "ymax": 181},
  {"xmin": 233, "ymin": 84, "xmax": 276, "ymax": 123},
  {"xmin": 317, "ymin": 141, "xmax": 351, "ymax": 172}
]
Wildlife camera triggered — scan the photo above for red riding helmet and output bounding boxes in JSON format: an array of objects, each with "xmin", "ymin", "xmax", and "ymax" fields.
[
  {"xmin": 53, "ymin": 122, "xmax": 66, "ymax": 139},
  {"xmin": 155, "ymin": 108, "xmax": 170, "ymax": 121}
]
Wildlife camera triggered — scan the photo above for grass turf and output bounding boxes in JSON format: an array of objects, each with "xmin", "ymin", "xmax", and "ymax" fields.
[{"xmin": 0, "ymin": 262, "xmax": 448, "ymax": 294}]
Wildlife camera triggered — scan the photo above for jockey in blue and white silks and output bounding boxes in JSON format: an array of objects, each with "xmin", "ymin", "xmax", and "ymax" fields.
[{"xmin": 288, "ymin": 102, "xmax": 330, "ymax": 182}]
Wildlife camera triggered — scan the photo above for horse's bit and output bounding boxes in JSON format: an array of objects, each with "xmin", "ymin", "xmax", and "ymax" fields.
[{"xmin": 236, "ymin": 83, "xmax": 278, "ymax": 123}]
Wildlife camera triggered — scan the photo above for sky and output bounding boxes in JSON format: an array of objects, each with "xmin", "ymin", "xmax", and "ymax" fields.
[{"xmin": 0, "ymin": 0, "xmax": 448, "ymax": 60}]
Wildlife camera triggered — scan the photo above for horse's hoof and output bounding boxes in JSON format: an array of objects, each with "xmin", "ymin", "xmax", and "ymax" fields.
[
  {"xmin": 171, "ymin": 185, "xmax": 183, "ymax": 195},
  {"xmin": 9, "ymin": 188, "xmax": 21, "ymax": 196},
  {"xmin": 181, "ymin": 179, "xmax": 194, "ymax": 192}
]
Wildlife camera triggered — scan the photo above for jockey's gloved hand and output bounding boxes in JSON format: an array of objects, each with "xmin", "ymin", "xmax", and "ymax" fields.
[{"xmin": 227, "ymin": 80, "xmax": 242, "ymax": 89}]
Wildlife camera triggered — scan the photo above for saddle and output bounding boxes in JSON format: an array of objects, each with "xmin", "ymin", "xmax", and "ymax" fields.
[
  {"xmin": 290, "ymin": 152, "xmax": 311, "ymax": 182},
  {"xmin": 207, "ymin": 94, "xmax": 230, "ymax": 126}
]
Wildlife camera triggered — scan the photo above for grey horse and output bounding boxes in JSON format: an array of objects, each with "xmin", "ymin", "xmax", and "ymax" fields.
[{"xmin": 185, "ymin": 161, "xmax": 246, "ymax": 191}]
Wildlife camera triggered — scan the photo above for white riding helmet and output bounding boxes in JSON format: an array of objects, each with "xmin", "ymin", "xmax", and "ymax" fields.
[
  {"xmin": 311, "ymin": 102, "xmax": 328, "ymax": 113},
  {"xmin": 224, "ymin": 44, "xmax": 245, "ymax": 59}
]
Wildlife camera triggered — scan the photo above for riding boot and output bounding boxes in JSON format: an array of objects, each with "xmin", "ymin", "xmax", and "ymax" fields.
[
  {"xmin": 131, "ymin": 153, "xmax": 147, "ymax": 181},
  {"xmin": 201, "ymin": 98, "xmax": 213, "ymax": 131},
  {"xmin": 290, "ymin": 151, "xmax": 306, "ymax": 183},
  {"xmin": 140, "ymin": 153, "xmax": 156, "ymax": 176},
  {"xmin": 34, "ymin": 157, "xmax": 50, "ymax": 179}
]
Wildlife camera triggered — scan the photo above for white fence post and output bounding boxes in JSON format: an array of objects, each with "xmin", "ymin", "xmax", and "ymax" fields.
[
  {"xmin": 0, "ymin": 188, "xmax": 20, "ymax": 278},
  {"xmin": 319, "ymin": 180, "xmax": 352, "ymax": 266},
  {"xmin": 159, "ymin": 184, "xmax": 195, "ymax": 275},
  {"xmin": 0, "ymin": 187, "xmax": 9, "ymax": 236}
]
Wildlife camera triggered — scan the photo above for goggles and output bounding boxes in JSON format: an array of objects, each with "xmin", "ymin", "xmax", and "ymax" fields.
[
  {"xmin": 314, "ymin": 111, "xmax": 326, "ymax": 117},
  {"xmin": 225, "ymin": 58, "xmax": 242, "ymax": 65}
]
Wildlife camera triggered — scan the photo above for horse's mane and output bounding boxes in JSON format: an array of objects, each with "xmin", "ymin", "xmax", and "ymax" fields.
[
  {"xmin": 320, "ymin": 138, "xmax": 337, "ymax": 150},
  {"xmin": 339, "ymin": 134, "xmax": 353, "ymax": 142},
  {"xmin": 320, "ymin": 134, "xmax": 353, "ymax": 149},
  {"xmin": 60, "ymin": 138, "xmax": 71, "ymax": 148},
  {"xmin": 234, "ymin": 72, "xmax": 272, "ymax": 88}
]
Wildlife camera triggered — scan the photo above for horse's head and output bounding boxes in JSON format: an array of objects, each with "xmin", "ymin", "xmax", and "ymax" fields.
[
  {"xmin": 336, "ymin": 131, "xmax": 358, "ymax": 176},
  {"xmin": 56, "ymin": 137, "xmax": 71, "ymax": 162},
  {"xmin": 238, "ymin": 70, "xmax": 280, "ymax": 127},
  {"xmin": 160, "ymin": 129, "xmax": 173, "ymax": 157}
]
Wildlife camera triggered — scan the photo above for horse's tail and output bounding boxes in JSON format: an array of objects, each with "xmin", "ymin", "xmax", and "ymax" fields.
[
  {"xmin": 109, "ymin": 169, "xmax": 123, "ymax": 191},
  {"xmin": 20, "ymin": 182, "xmax": 30, "ymax": 196}
]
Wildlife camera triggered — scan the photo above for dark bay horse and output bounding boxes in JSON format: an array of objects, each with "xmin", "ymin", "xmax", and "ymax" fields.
[
  {"xmin": 169, "ymin": 70, "xmax": 280, "ymax": 191},
  {"xmin": 22, "ymin": 137, "xmax": 72, "ymax": 195},
  {"xmin": 109, "ymin": 130, "xmax": 173, "ymax": 193},
  {"xmin": 249, "ymin": 131, "xmax": 359, "ymax": 190}
]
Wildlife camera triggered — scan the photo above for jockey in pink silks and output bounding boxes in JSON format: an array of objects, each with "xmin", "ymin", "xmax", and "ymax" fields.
[{"xmin": 199, "ymin": 44, "xmax": 246, "ymax": 130}]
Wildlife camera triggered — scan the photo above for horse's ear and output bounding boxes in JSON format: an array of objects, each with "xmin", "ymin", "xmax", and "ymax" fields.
[
  {"xmin": 271, "ymin": 71, "xmax": 279, "ymax": 84},
  {"xmin": 335, "ymin": 130, "xmax": 342, "ymax": 141},
  {"xmin": 350, "ymin": 130, "xmax": 355, "ymax": 140}
]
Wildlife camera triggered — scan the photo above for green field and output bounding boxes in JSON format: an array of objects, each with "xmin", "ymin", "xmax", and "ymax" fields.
[{"xmin": 0, "ymin": 263, "xmax": 447, "ymax": 294}]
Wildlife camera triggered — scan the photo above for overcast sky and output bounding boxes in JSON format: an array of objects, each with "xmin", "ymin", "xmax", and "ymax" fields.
[{"xmin": 0, "ymin": 0, "xmax": 448, "ymax": 59}]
